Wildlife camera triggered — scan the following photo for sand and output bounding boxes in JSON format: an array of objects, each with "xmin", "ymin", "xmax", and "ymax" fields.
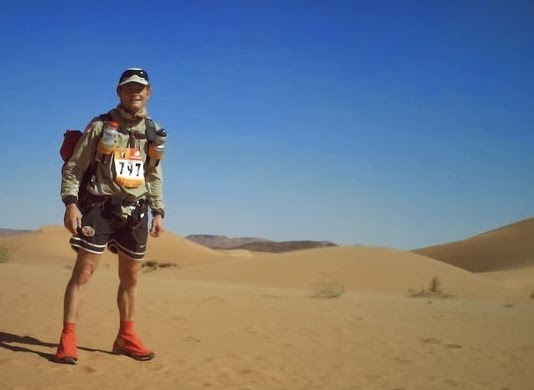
[
  {"xmin": 1, "ymin": 225, "xmax": 533, "ymax": 390},
  {"xmin": 413, "ymin": 217, "xmax": 534, "ymax": 272}
]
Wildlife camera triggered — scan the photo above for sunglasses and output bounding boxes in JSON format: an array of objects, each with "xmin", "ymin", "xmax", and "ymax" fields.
[{"xmin": 119, "ymin": 69, "xmax": 149, "ymax": 83}]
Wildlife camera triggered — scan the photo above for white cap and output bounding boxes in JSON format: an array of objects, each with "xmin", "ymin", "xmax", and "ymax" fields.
[{"xmin": 118, "ymin": 68, "xmax": 150, "ymax": 86}]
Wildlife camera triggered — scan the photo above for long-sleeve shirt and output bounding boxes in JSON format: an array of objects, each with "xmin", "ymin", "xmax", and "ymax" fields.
[{"xmin": 61, "ymin": 107, "xmax": 165, "ymax": 214}]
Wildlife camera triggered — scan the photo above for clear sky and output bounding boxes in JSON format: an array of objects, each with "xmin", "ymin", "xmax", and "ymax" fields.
[{"xmin": 0, "ymin": 0, "xmax": 532, "ymax": 250}]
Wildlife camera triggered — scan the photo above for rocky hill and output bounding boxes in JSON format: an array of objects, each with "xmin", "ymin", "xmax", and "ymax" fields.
[
  {"xmin": 232, "ymin": 240, "xmax": 337, "ymax": 253},
  {"xmin": 185, "ymin": 235, "xmax": 271, "ymax": 249},
  {"xmin": 186, "ymin": 234, "xmax": 337, "ymax": 253},
  {"xmin": 0, "ymin": 228, "xmax": 33, "ymax": 237}
]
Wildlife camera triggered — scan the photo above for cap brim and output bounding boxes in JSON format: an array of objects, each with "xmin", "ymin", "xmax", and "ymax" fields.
[{"xmin": 118, "ymin": 75, "xmax": 149, "ymax": 86}]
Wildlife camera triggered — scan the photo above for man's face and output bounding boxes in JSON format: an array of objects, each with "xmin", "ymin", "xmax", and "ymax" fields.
[{"xmin": 117, "ymin": 82, "xmax": 151, "ymax": 113}]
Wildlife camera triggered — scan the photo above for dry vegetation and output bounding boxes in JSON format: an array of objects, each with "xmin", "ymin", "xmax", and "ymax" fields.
[
  {"xmin": 142, "ymin": 259, "xmax": 179, "ymax": 271},
  {"xmin": 408, "ymin": 276, "xmax": 455, "ymax": 299},
  {"xmin": 0, "ymin": 247, "xmax": 12, "ymax": 263},
  {"xmin": 310, "ymin": 280, "xmax": 345, "ymax": 298}
]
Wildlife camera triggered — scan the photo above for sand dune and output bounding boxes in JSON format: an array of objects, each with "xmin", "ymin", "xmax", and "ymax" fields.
[
  {"xmin": 0, "ymin": 225, "xmax": 75, "ymax": 265},
  {"xmin": 166, "ymin": 246, "xmax": 520, "ymax": 300},
  {"xmin": 413, "ymin": 217, "xmax": 534, "ymax": 272},
  {"xmin": 0, "ymin": 225, "xmax": 223, "ymax": 268},
  {"xmin": 481, "ymin": 265, "xmax": 534, "ymax": 296},
  {"xmin": 1, "ymin": 224, "xmax": 533, "ymax": 389},
  {"xmin": 145, "ymin": 230, "xmax": 223, "ymax": 267}
]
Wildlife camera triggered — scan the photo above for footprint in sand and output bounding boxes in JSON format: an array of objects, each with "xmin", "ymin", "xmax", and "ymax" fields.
[{"xmin": 83, "ymin": 366, "xmax": 98, "ymax": 374}]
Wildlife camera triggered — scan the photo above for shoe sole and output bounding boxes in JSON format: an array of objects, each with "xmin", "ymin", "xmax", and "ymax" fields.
[
  {"xmin": 53, "ymin": 356, "xmax": 78, "ymax": 365},
  {"xmin": 112, "ymin": 348, "xmax": 155, "ymax": 361}
]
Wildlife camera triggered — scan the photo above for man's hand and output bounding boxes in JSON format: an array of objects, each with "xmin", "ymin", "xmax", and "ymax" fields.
[
  {"xmin": 150, "ymin": 214, "xmax": 164, "ymax": 237},
  {"xmin": 64, "ymin": 203, "xmax": 82, "ymax": 235}
]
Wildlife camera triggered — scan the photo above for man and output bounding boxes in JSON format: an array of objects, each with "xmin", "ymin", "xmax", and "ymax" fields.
[{"xmin": 55, "ymin": 68, "xmax": 165, "ymax": 364}]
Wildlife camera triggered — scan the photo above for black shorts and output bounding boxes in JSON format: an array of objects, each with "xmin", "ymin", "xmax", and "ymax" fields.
[{"xmin": 69, "ymin": 203, "xmax": 148, "ymax": 261}]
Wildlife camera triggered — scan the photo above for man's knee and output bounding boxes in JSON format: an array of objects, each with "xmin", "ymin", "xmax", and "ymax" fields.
[
  {"xmin": 70, "ymin": 267, "xmax": 94, "ymax": 285},
  {"xmin": 70, "ymin": 251, "xmax": 100, "ymax": 285}
]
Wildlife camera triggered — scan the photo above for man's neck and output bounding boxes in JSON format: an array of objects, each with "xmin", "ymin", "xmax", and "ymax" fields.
[{"xmin": 118, "ymin": 104, "xmax": 147, "ymax": 120}]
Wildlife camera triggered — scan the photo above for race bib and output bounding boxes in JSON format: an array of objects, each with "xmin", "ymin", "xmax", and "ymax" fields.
[{"xmin": 114, "ymin": 148, "xmax": 145, "ymax": 188}]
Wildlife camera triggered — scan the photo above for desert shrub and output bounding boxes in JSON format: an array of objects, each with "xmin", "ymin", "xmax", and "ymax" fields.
[
  {"xmin": 310, "ymin": 281, "xmax": 345, "ymax": 298},
  {"xmin": 142, "ymin": 259, "xmax": 178, "ymax": 271},
  {"xmin": 429, "ymin": 276, "xmax": 442, "ymax": 293},
  {"xmin": 143, "ymin": 260, "xmax": 158, "ymax": 268},
  {"xmin": 0, "ymin": 247, "xmax": 12, "ymax": 263},
  {"xmin": 157, "ymin": 262, "xmax": 176, "ymax": 268},
  {"xmin": 408, "ymin": 276, "xmax": 454, "ymax": 299}
]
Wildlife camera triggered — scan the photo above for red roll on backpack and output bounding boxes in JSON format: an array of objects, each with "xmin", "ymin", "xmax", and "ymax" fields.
[{"xmin": 60, "ymin": 130, "xmax": 83, "ymax": 162}]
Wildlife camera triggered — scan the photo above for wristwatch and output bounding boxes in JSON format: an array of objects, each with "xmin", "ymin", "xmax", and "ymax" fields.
[
  {"xmin": 63, "ymin": 196, "xmax": 78, "ymax": 206},
  {"xmin": 151, "ymin": 209, "xmax": 165, "ymax": 219}
]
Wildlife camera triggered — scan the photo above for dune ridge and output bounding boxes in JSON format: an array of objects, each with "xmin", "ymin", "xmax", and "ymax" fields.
[
  {"xmin": 164, "ymin": 245, "xmax": 519, "ymax": 300},
  {"xmin": 412, "ymin": 217, "xmax": 534, "ymax": 272}
]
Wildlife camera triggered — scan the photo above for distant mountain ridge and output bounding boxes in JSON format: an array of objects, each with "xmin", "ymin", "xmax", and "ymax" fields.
[
  {"xmin": 0, "ymin": 228, "xmax": 33, "ymax": 237},
  {"xmin": 186, "ymin": 234, "xmax": 337, "ymax": 253},
  {"xmin": 232, "ymin": 240, "xmax": 337, "ymax": 253},
  {"xmin": 186, "ymin": 235, "xmax": 271, "ymax": 249}
]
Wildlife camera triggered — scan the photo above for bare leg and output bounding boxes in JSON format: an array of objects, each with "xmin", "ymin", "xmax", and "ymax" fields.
[
  {"xmin": 55, "ymin": 249, "xmax": 101, "ymax": 364},
  {"xmin": 117, "ymin": 251, "xmax": 142, "ymax": 321},
  {"xmin": 113, "ymin": 251, "xmax": 154, "ymax": 360},
  {"xmin": 63, "ymin": 250, "xmax": 101, "ymax": 323}
]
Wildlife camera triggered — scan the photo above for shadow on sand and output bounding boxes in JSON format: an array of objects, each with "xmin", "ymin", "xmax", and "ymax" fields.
[{"xmin": 0, "ymin": 331, "xmax": 113, "ymax": 362}]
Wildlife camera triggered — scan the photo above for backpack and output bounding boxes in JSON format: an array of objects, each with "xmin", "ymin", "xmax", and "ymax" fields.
[
  {"xmin": 60, "ymin": 113, "xmax": 157, "ymax": 205},
  {"xmin": 60, "ymin": 113, "xmax": 112, "ymax": 164},
  {"xmin": 60, "ymin": 130, "xmax": 84, "ymax": 162}
]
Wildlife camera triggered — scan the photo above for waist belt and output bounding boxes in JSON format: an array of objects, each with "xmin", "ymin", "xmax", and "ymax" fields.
[
  {"xmin": 87, "ymin": 194, "xmax": 145, "ymax": 207},
  {"xmin": 87, "ymin": 195, "xmax": 148, "ymax": 228}
]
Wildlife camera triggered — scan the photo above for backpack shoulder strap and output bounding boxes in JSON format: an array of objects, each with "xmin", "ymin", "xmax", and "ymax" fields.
[
  {"xmin": 98, "ymin": 112, "xmax": 113, "ymax": 122},
  {"xmin": 95, "ymin": 113, "xmax": 156, "ymax": 140},
  {"xmin": 98, "ymin": 112, "xmax": 131, "ymax": 135},
  {"xmin": 84, "ymin": 113, "xmax": 111, "ymax": 176},
  {"xmin": 144, "ymin": 117, "xmax": 157, "ymax": 142}
]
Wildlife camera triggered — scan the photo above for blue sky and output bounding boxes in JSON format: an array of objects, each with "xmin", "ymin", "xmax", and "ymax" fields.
[{"xmin": 0, "ymin": 0, "xmax": 532, "ymax": 249}]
